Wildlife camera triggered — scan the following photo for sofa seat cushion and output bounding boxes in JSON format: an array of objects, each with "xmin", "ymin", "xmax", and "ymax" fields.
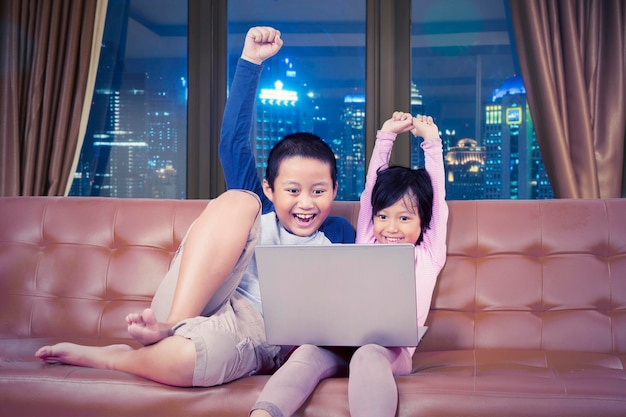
[
  {"xmin": 404, "ymin": 349, "xmax": 626, "ymax": 416},
  {"xmin": 0, "ymin": 337, "xmax": 264, "ymax": 417},
  {"xmin": 3, "ymin": 343, "xmax": 626, "ymax": 417}
]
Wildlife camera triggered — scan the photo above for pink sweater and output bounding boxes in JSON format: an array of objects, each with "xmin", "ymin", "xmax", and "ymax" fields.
[{"xmin": 356, "ymin": 131, "xmax": 449, "ymax": 354}]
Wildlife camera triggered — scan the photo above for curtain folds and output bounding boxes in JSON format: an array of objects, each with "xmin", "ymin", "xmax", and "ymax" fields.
[
  {"xmin": 509, "ymin": 0, "xmax": 626, "ymax": 198},
  {"xmin": 0, "ymin": 0, "xmax": 100, "ymax": 196},
  {"xmin": 65, "ymin": 0, "xmax": 108, "ymax": 196}
]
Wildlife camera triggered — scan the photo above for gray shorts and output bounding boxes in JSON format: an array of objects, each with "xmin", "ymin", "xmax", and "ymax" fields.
[{"xmin": 173, "ymin": 291, "xmax": 283, "ymax": 387}]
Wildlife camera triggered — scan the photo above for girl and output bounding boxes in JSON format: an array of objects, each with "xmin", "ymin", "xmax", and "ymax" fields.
[{"xmin": 250, "ymin": 112, "xmax": 448, "ymax": 417}]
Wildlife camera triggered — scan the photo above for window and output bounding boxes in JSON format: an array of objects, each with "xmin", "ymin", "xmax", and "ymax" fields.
[
  {"xmin": 70, "ymin": 0, "xmax": 552, "ymax": 200},
  {"xmin": 410, "ymin": 0, "xmax": 552, "ymax": 199},
  {"xmin": 227, "ymin": 1, "xmax": 367, "ymax": 200},
  {"xmin": 69, "ymin": 0, "xmax": 188, "ymax": 198}
]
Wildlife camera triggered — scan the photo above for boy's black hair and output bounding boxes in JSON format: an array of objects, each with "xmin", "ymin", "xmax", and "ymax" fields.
[
  {"xmin": 371, "ymin": 165, "xmax": 434, "ymax": 245},
  {"xmin": 265, "ymin": 132, "xmax": 338, "ymax": 190}
]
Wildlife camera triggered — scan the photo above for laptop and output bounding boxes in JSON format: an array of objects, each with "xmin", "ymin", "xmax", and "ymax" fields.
[{"xmin": 255, "ymin": 243, "xmax": 428, "ymax": 347}]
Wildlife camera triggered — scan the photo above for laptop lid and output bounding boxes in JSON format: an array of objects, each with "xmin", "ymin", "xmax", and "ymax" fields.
[{"xmin": 255, "ymin": 243, "xmax": 426, "ymax": 347}]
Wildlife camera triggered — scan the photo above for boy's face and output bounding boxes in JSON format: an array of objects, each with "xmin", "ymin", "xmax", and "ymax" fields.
[
  {"xmin": 373, "ymin": 195, "xmax": 422, "ymax": 245},
  {"xmin": 263, "ymin": 156, "xmax": 337, "ymax": 237}
]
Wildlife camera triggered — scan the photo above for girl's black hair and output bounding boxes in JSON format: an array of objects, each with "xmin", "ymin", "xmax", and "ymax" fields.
[
  {"xmin": 371, "ymin": 165, "xmax": 434, "ymax": 245},
  {"xmin": 265, "ymin": 132, "xmax": 337, "ymax": 190}
]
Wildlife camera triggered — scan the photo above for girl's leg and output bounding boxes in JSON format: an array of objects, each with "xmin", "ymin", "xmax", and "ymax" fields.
[
  {"xmin": 348, "ymin": 344, "xmax": 413, "ymax": 417},
  {"xmin": 129, "ymin": 190, "xmax": 261, "ymax": 345},
  {"xmin": 250, "ymin": 345, "xmax": 348, "ymax": 417}
]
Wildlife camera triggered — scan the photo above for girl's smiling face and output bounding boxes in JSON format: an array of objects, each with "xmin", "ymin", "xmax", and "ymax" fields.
[
  {"xmin": 263, "ymin": 156, "xmax": 337, "ymax": 237},
  {"xmin": 373, "ymin": 195, "xmax": 422, "ymax": 245}
]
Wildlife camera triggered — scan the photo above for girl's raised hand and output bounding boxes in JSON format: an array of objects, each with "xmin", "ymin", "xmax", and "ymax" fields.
[
  {"xmin": 380, "ymin": 111, "xmax": 414, "ymax": 135},
  {"xmin": 411, "ymin": 115, "xmax": 439, "ymax": 140}
]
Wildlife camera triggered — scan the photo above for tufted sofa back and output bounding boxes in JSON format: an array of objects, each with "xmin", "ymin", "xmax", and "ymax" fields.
[
  {"xmin": 417, "ymin": 199, "xmax": 626, "ymax": 355},
  {"xmin": 1, "ymin": 197, "xmax": 625, "ymax": 356},
  {"xmin": 0, "ymin": 197, "xmax": 206, "ymax": 342}
]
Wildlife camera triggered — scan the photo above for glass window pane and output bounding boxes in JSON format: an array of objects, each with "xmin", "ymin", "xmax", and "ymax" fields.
[
  {"xmin": 410, "ymin": 0, "xmax": 552, "ymax": 199},
  {"xmin": 69, "ymin": 0, "xmax": 188, "ymax": 198},
  {"xmin": 227, "ymin": 1, "xmax": 366, "ymax": 201}
]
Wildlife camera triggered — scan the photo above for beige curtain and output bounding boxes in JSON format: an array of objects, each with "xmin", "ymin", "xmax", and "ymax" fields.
[
  {"xmin": 0, "ymin": 0, "xmax": 101, "ymax": 196},
  {"xmin": 509, "ymin": 0, "xmax": 626, "ymax": 198},
  {"xmin": 65, "ymin": 0, "xmax": 108, "ymax": 196}
]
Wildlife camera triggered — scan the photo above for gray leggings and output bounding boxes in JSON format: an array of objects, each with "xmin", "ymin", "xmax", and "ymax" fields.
[{"xmin": 251, "ymin": 343, "xmax": 413, "ymax": 417}]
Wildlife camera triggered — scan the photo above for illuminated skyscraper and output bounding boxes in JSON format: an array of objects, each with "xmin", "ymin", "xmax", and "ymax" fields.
[
  {"xmin": 409, "ymin": 83, "xmax": 426, "ymax": 169},
  {"xmin": 445, "ymin": 138, "xmax": 485, "ymax": 199},
  {"xmin": 146, "ymin": 75, "xmax": 186, "ymax": 199},
  {"xmin": 71, "ymin": 72, "xmax": 150, "ymax": 197},
  {"xmin": 338, "ymin": 94, "xmax": 366, "ymax": 200},
  {"xmin": 253, "ymin": 57, "xmax": 363, "ymax": 201},
  {"xmin": 254, "ymin": 80, "xmax": 300, "ymax": 180},
  {"xmin": 70, "ymin": 43, "xmax": 187, "ymax": 199},
  {"xmin": 483, "ymin": 75, "xmax": 552, "ymax": 199}
]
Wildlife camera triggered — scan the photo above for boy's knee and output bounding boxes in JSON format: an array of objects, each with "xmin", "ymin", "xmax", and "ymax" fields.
[{"xmin": 217, "ymin": 190, "xmax": 261, "ymax": 218}]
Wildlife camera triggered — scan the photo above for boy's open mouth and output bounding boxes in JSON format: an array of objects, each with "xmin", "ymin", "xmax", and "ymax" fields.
[{"xmin": 294, "ymin": 213, "xmax": 316, "ymax": 224}]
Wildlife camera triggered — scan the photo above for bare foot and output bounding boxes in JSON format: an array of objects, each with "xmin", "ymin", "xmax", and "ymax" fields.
[
  {"xmin": 126, "ymin": 308, "xmax": 173, "ymax": 346},
  {"xmin": 35, "ymin": 343, "xmax": 132, "ymax": 369}
]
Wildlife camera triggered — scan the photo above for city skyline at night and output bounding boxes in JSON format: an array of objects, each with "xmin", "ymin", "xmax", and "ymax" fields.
[{"xmin": 70, "ymin": 50, "xmax": 551, "ymax": 201}]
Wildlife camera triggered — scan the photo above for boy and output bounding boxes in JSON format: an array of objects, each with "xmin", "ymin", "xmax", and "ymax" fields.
[{"xmin": 35, "ymin": 26, "xmax": 354, "ymax": 387}]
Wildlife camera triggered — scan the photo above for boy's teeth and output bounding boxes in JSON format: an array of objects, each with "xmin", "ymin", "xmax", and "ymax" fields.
[{"xmin": 295, "ymin": 214, "xmax": 314, "ymax": 222}]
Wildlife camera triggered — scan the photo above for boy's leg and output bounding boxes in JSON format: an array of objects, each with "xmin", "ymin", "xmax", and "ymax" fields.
[
  {"xmin": 37, "ymin": 293, "xmax": 269, "ymax": 388},
  {"xmin": 129, "ymin": 190, "xmax": 262, "ymax": 345},
  {"xmin": 161, "ymin": 189, "xmax": 261, "ymax": 322},
  {"xmin": 36, "ymin": 189, "xmax": 263, "ymax": 386},
  {"xmin": 36, "ymin": 336, "xmax": 196, "ymax": 387},
  {"xmin": 347, "ymin": 345, "xmax": 412, "ymax": 417},
  {"xmin": 251, "ymin": 345, "xmax": 348, "ymax": 417}
]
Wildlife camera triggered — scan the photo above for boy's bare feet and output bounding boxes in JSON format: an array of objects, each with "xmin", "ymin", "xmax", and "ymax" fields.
[
  {"xmin": 35, "ymin": 343, "xmax": 132, "ymax": 369},
  {"xmin": 125, "ymin": 308, "xmax": 173, "ymax": 346}
]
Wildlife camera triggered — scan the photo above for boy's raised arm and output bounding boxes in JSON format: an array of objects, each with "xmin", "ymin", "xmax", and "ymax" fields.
[
  {"xmin": 218, "ymin": 27, "xmax": 283, "ymax": 213},
  {"xmin": 241, "ymin": 27, "xmax": 283, "ymax": 65}
]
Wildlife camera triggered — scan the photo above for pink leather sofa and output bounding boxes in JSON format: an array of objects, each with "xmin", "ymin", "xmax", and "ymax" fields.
[{"xmin": 1, "ymin": 196, "xmax": 625, "ymax": 416}]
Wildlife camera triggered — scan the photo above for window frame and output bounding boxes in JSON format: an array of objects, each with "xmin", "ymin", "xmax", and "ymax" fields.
[{"xmin": 187, "ymin": 0, "xmax": 227, "ymax": 199}]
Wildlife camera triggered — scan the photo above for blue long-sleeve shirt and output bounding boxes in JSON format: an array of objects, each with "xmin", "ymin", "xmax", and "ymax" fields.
[{"xmin": 218, "ymin": 58, "xmax": 355, "ymax": 311}]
